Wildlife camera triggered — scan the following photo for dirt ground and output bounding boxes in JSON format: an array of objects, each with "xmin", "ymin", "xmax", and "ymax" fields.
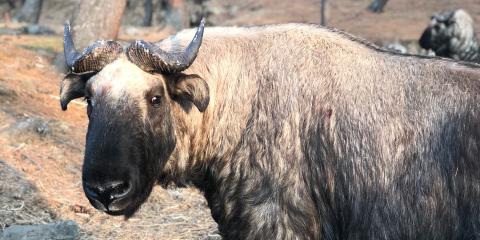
[{"xmin": 0, "ymin": 0, "xmax": 479, "ymax": 239}]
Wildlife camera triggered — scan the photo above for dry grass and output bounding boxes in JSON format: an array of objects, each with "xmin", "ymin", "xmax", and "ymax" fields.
[{"xmin": 0, "ymin": 160, "xmax": 55, "ymax": 232}]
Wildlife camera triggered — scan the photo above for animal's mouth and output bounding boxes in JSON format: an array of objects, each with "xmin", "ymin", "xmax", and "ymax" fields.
[
  {"xmin": 86, "ymin": 191, "xmax": 130, "ymax": 212},
  {"xmin": 86, "ymin": 193, "xmax": 144, "ymax": 218},
  {"xmin": 83, "ymin": 177, "xmax": 156, "ymax": 218},
  {"xmin": 82, "ymin": 179, "xmax": 142, "ymax": 217}
]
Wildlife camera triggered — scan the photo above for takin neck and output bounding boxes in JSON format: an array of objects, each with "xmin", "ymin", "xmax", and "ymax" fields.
[
  {"xmin": 160, "ymin": 24, "xmax": 347, "ymax": 239},
  {"xmin": 186, "ymin": 109, "xmax": 324, "ymax": 239},
  {"xmin": 164, "ymin": 73, "xmax": 330, "ymax": 239}
]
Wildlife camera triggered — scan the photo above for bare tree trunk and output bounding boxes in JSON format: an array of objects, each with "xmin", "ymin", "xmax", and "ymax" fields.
[
  {"xmin": 368, "ymin": 0, "xmax": 388, "ymax": 13},
  {"xmin": 164, "ymin": 0, "xmax": 189, "ymax": 30},
  {"xmin": 6, "ymin": 0, "xmax": 16, "ymax": 9},
  {"xmin": 55, "ymin": 0, "xmax": 126, "ymax": 73},
  {"xmin": 13, "ymin": 0, "xmax": 43, "ymax": 24},
  {"xmin": 142, "ymin": 0, "xmax": 153, "ymax": 26},
  {"xmin": 320, "ymin": 0, "xmax": 327, "ymax": 26},
  {"xmin": 71, "ymin": 0, "xmax": 127, "ymax": 50}
]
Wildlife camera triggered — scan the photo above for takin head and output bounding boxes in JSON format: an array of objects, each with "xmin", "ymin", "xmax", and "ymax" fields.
[
  {"xmin": 60, "ymin": 20, "xmax": 209, "ymax": 217},
  {"xmin": 419, "ymin": 9, "xmax": 476, "ymax": 59}
]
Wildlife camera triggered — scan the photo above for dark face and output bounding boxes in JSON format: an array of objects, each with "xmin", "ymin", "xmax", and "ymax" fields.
[
  {"xmin": 419, "ymin": 12, "xmax": 455, "ymax": 57},
  {"xmin": 80, "ymin": 59, "xmax": 176, "ymax": 217},
  {"xmin": 60, "ymin": 18, "xmax": 209, "ymax": 218},
  {"xmin": 60, "ymin": 56, "xmax": 210, "ymax": 217}
]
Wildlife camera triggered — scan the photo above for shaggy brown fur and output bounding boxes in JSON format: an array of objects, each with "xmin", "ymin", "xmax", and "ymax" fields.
[
  {"xmin": 61, "ymin": 24, "xmax": 480, "ymax": 239},
  {"xmin": 164, "ymin": 24, "xmax": 480, "ymax": 239}
]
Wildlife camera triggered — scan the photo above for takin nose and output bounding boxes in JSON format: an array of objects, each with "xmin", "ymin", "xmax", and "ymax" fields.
[{"xmin": 83, "ymin": 180, "xmax": 131, "ymax": 211}]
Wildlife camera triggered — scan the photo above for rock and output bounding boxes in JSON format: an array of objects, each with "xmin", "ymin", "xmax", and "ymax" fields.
[
  {"xmin": 384, "ymin": 42, "xmax": 407, "ymax": 54},
  {"xmin": 24, "ymin": 24, "xmax": 56, "ymax": 35},
  {"xmin": 0, "ymin": 28, "xmax": 23, "ymax": 35},
  {"xmin": 0, "ymin": 160, "xmax": 55, "ymax": 232},
  {"xmin": 0, "ymin": 85, "xmax": 17, "ymax": 99},
  {"xmin": 1, "ymin": 221, "xmax": 80, "ymax": 240},
  {"xmin": 0, "ymin": 24, "xmax": 54, "ymax": 36},
  {"xmin": 8, "ymin": 117, "xmax": 52, "ymax": 138}
]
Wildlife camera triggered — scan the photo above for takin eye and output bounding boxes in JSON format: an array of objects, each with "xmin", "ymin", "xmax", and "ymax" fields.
[{"xmin": 150, "ymin": 96, "xmax": 162, "ymax": 107}]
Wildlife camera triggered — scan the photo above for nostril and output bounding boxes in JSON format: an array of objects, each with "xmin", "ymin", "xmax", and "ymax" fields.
[
  {"xmin": 84, "ymin": 182, "xmax": 101, "ymax": 199},
  {"xmin": 84, "ymin": 180, "xmax": 131, "ymax": 205},
  {"xmin": 108, "ymin": 181, "xmax": 131, "ymax": 199}
]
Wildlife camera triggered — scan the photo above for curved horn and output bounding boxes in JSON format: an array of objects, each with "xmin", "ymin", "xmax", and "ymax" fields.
[
  {"xmin": 126, "ymin": 18, "xmax": 206, "ymax": 74},
  {"xmin": 64, "ymin": 22, "xmax": 123, "ymax": 74}
]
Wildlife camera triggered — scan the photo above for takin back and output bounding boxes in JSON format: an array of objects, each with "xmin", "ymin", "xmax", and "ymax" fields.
[{"xmin": 60, "ymin": 20, "xmax": 480, "ymax": 239}]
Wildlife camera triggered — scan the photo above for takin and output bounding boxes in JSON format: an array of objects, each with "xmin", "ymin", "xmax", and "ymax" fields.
[
  {"xmin": 420, "ymin": 9, "xmax": 480, "ymax": 63},
  {"xmin": 60, "ymin": 19, "xmax": 480, "ymax": 239}
]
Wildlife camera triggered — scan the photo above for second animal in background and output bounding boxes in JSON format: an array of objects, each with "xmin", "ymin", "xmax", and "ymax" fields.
[{"xmin": 419, "ymin": 9, "xmax": 480, "ymax": 63}]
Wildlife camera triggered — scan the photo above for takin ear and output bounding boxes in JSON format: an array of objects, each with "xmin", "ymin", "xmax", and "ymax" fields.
[
  {"xmin": 167, "ymin": 73, "xmax": 210, "ymax": 112},
  {"xmin": 60, "ymin": 74, "xmax": 86, "ymax": 111}
]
